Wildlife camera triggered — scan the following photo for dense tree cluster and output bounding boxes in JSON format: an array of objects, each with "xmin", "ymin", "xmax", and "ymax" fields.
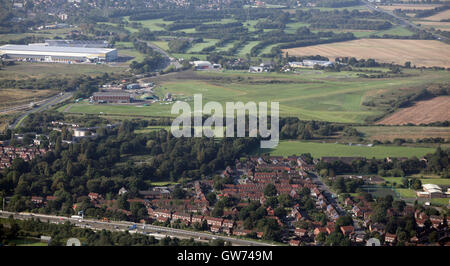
[{"xmin": 0, "ymin": 117, "xmax": 260, "ymax": 217}]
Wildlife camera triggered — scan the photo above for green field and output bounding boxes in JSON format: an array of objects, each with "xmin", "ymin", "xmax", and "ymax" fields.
[
  {"xmin": 383, "ymin": 176, "xmax": 450, "ymax": 186},
  {"xmin": 59, "ymin": 69, "xmax": 450, "ymax": 123},
  {"xmin": 257, "ymin": 140, "xmax": 435, "ymax": 159}
]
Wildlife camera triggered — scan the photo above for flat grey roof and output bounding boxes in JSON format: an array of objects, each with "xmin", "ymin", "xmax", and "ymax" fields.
[
  {"xmin": 0, "ymin": 44, "xmax": 115, "ymax": 54},
  {"xmin": 93, "ymin": 92, "xmax": 131, "ymax": 97}
]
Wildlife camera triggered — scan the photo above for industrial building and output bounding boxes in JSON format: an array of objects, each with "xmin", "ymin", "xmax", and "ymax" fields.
[
  {"xmin": 44, "ymin": 39, "xmax": 110, "ymax": 48},
  {"xmin": 91, "ymin": 92, "xmax": 131, "ymax": 103},
  {"xmin": 417, "ymin": 184, "xmax": 447, "ymax": 198},
  {"xmin": 0, "ymin": 44, "xmax": 117, "ymax": 63}
]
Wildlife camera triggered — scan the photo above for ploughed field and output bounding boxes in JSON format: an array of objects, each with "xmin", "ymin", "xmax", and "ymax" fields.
[{"xmin": 282, "ymin": 39, "xmax": 450, "ymax": 68}]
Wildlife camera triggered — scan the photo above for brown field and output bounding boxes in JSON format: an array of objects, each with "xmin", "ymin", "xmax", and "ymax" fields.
[
  {"xmin": 0, "ymin": 89, "xmax": 55, "ymax": 109},
  {"xmin": 379, "ymin": 4, "xmax": 441, "ymax": 11},
  {"xmin": 423, "ymin": 9, "xmax": 450, "ymax": 21},
  {"xmin": 282, "ymin": 39, "xmax": 450, "ymax": 68},
  {"xmin": 377, "ymin": 96, "xmax": 450, "ymax": 125},
  {"xmin": 417, "ymin": 21, "xmax": 450, "ymax": 31}
]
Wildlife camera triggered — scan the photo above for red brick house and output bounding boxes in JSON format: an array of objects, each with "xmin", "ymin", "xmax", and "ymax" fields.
[
  {"xmin": 31, "ymin": 196, "xmax": 44, "ymax": 204},
  {"xmin": 205, "ymin": 216, "xmax": 223, "ymax": 227},
  {"xmin": 88, "ymin": 193, "xmax": 102, "ymax": 201},
  {"xmin": 295, "ymin": 228, "xmax": 308, "ymax": 237},
  {"xmin": 191, "ymin": 215, "xmax": 204, "ymax": 224},
  {"xmin": 385, "ymin": 233, "xmax": 397, "ymax": 244},
  {"xmin": 233, "ymin": 229, "xmax": 252, "ymax": 236},
  {"xmin": 210, "ymin": 225, "xmax": 221, "ymax": 233},
  {"xmin": 314, "ymin": 227, "xmax": 328, "ymax": 236},
  {"xmin": 172, "ymin": 212, "xmax": 191, "ymax": 224},
  {"xmin": 340, "ymin": 225, "xmax": 354, "ymax": 236},
  {"xmin": 289, "ymin": 239, "xmax": 301, "ymax": 246},
  {"xmin": 222, "ymin": 219, "xmax": 234, "ymax": 229}
]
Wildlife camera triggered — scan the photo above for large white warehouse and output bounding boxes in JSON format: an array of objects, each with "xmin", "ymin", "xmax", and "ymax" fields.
[{"xmin": 0, "ymin": 44, "xmax": 117, "ymax": 63}]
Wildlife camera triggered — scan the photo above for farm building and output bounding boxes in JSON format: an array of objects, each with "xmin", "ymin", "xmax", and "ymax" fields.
[
  {"xmin": 0, "ymin": 44, "xmax": 117, "ymax": 63},
  {"xmin": 91, "ymin": 92, "xmax": 131, "ymax": 104}
]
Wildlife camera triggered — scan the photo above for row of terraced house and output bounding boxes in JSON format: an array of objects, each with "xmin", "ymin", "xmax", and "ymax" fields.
[{"xmin": 0, "ymin": 146, "xmax": 50, "ymax": 169}]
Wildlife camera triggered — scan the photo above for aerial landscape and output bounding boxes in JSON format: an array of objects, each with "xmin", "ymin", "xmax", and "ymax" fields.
[{"xmin": 0, "ymin": 0, "xmax": 449, "ymax": 252}]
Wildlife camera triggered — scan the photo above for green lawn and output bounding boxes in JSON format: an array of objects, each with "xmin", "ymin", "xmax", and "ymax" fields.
[
  {"xmin": 8, "ymin": 238, "xmax": 47, "ymax": 246},
  {"xmin": 171, "ymin": 53, "xmax": 208, "ymax": 60},
  {"xmin": 396, "ymin": 188, "xmax": 417, "ymax": 198},
  {"xmin": 126, "ymin": 17, "xmax": 173, "ymax": 31},
  {"xmin": 148, "ymin": 181, "xmax": 179, "ymax": 186},
  {"xmin": 238, "ymin": 41, "xmax": 260, "ymax": 56},
  {"xmin": 257, "ymin": 140, "xmax": 435, "ymax": 159},
  {"xmin": 135, "ymin": 125, "xmax": 172, "ymax": 134},
  {"xmin": 285, "ymin": 22, "xmax": 310, "ymax": 34}
]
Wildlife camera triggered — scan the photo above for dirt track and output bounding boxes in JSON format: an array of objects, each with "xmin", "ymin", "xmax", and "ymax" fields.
[{"xmin": 377, "ymin": 96, "xmax": 450, "ymax": 125}]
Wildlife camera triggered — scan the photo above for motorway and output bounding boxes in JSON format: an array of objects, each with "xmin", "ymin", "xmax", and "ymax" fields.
[
  {"xmin": 364, "ymin": 1, "xmax": 448, "ymax": 42},
  {"xmin": 139, "ymin": 39, "xmax": 183, "ymax": 70},
  {"xmin": 0, "ymin": 210, "xmax": 276, "ymax": 246},
  {"xmin": 7, "ymin": 92, "xmax": 73, "ymax": 129}
]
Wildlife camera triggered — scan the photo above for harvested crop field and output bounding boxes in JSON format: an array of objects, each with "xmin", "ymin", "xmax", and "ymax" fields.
[
  {"xmin": 423, "ymin": 9, "xmax": 450, "ymax": 21},
  {"xmin": 417, "ymin": 21, "xmax": 450, "ymax": 31},
  {"xmin": 377, "ymin": 96, "xmax": 450, "ymax": 125},
  {"xmin": 283, "ymin": 39, "xmax": 450, "ymax": 68}
]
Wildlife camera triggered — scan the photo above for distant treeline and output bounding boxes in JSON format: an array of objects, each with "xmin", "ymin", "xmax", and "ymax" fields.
[
  {"xmin": 315, "ymin": 0, "xmax": 361, "ymax": 8},
  {"xmin": 316, "ymin": 147, "xmax": 449, "ymax": 177}
]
